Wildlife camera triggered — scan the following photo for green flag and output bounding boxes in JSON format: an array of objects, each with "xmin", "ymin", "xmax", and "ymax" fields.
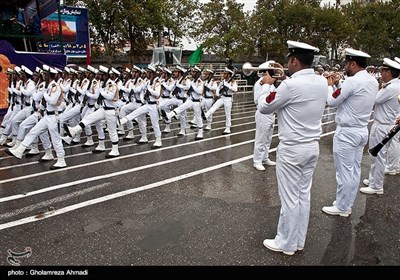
[{"xmin": 188, "ymin": 44, "xmax": 203, "ymax": 66}]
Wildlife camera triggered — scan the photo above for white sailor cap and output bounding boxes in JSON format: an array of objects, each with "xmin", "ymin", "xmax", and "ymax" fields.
[
  {"xmin": 64, "ymin": 66, "xmax": 71, "ymax": 74},
  {"xmin": 163, "ymin": 67, "xmax": 172, "ymax": 75},
  {"xmin": 77, "ymin": 66, "xmax": 86, "ymax": 73},
  {"xmin": 6, "ymin": 68, "xmax": 14, "ymax": 74},
  {"xmin": 49, "ymin": 67, "xmax": 58, "ymax": 74},
  {"xmin": 287, "ymin": 40, "xmax": 319, "ymax": 57},
  {"xmin": 69, "ymin": 68, "xmax": 78, "ymax": 74},
  {"xmin": 21, "ymin": 65, "xmax": 33, "ymax": 76},
  {"xmin": 54, "ymin": 67, "xmax": 63, "ymax": 73},
  {"xmin": 204, "ymin": 68, "xmax": 214, "ymax": 74},
  {"xmin": 146, "ymin": 65, "xmax": 156, "ymax": 72},
  {"xmin": 110, "ymin": 67, "xmax": 121, "ymax": 75},
  {"xmin": 394, "ymin": 57, "xmax": 400, "ymax": 64},
  {"xmin": 258, "ymin": 60, "xmax": 276, "ymax": 69},
  {"xmin": 223, "ymin": 67, "xmax": 235, "ymax": 75},
  {"xmin": 34, "ymin": 67, "xmax": 42, "ymax": 74},
  {"xmin": 345, "ymin": 48, "xmax": 370, "ymax": 61},
  {"xmin": 191, "ymin": 66, "xmax": 202, "ymax": 72},
  {"xmin": 123, "ymin": 67, "xmax": 131, "ymax": 74},
  {"xmin": 14, "ymin": 66, "xmax": 22, "ymax": 74},
  {"xmin": 132, "ymin": 65, "xmax": 141, "ymax": 72},
  {"xmin": 42, "ymin": 64, "xmax": 50, "ymax": 72},
  {"xmin": 87, "ymin": 65, "xmax": 97, "ymax": 74},
  {"xmin": 173, "ymin": 65, "xmax": 186, "ymax": 73},
  {"xmin": 98, "ymin": 65, "xmax": 109, "ymax": 74},
  {"xmin": 382, "ymin": 58, "xmax": 400, "ymax": 70}
]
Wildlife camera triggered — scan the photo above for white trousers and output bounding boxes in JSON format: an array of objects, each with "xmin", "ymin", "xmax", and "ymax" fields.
[
  {"xmin": 174, "ymin": 99, "xmax": 203, "ymax": 128},
  {"xmin": 22, "ymin": 114, "xmax": 64, "ymax": 157},
  {"xmin": 1, "ymin": 106, "xmax": 14, "ymax": 128},
  {"xmin": 202, "ymin": 98, "xmax": 214, "ymax": 126},
  {"xmin": 367, "ymin": 122, "xmax": 392, "ymax": 189},
  {"xmin": 253, "ymin": 110, "xmax": 275, "ymax": 164},
  {"xmin": 3, "ymin": 104, "xmax": 21, "ymax": 135},
  {"xmin": 81, "ymin": 108, "xmax": 118, "ymax": 143},
  {"xmin": 386, "ymin": 133, "xmax": 400, "ymax": 171},
  {"xmin": 11, "ymin": 106, "xmax": 33, "ymax": 136},
  {"xmin": 333, "ymin": 126, "xmax": 368, "ymax": 212},
  {"xmin": 158, "ymin": 98, "xmax": 186, "ymax": 127},
  {"xmin": 274, "ymin": 141, "xmax": 319, "ymax": 252},
  {"xmin": 125, "ymin": 103, "xmax": 161, "ymax": 138},
  {"xmin": 120, "ymin": 102, "xmax": 145, "ymax": 134},
  {"xmin": 206, "ymin": 96, "xmax": 232, "ymax": 128}
]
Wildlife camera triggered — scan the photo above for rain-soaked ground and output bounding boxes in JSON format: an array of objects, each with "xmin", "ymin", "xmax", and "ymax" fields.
[{"xmin": 0, "ymin": 92, "xmax": 399, "ymax": 274}]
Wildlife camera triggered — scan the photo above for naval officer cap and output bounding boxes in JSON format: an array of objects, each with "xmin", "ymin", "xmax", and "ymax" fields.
[
  {"xmin": 163, "ymin": 67, "xmax": 172, "ymax": 75},
  {"xmin": 98, "ymin": 65, "xmax": 109, "ymax": 74},
  {"xmin": 192, "ymin": 65, "xmax": 202, "ymax": 72},
  {"xmin": 146, "ymin": 65, "xmax": 156, "ymax": 72},
  {"xmin": 382, "ymin": 58, "xmax": 400, "ymax": 70},
  {"xmin": 21, "ymin": 65, "xmax": 33, "ymax": 76},
  {"xmin": 173, "ymin": 65, "xmax": 186, "ymax": 73},
  {"xmin": 344, "ymin": 48, "xmax": 370, "ymax": 66},
  {"xmin": 110, "ymin": 67, "xmax": 121, "ymax": 75},
  {"xmin": 287, "ymin": 40, "xmax": 319, "ymax": 57},
  {"xmin": 132, "ymin": 65, "xmax": 141, "ymax": 72},
  {"xmin": 394, "ymin": 57, "xmax": 400, "ymax": 64},
  {"xmin": 86, "ymin": 65, "xmax": 97, "ymax": 74},
  {"xmin": 204, "ymin": 69, "xmax": 214, "ymax": 74},
  {"xmin": 223, "ymin": 67, "xmax": 235, "ymax": 75}
]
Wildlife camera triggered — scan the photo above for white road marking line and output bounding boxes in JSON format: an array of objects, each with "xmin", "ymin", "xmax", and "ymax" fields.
[{"xmin": 0, "ymin": 130, "xmax": 339, "ymax": 231}]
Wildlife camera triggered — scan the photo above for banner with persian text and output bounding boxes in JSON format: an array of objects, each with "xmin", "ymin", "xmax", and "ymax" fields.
[{"xmin": 37, "ymin": 6, "xmax": 89, "ymax": 58}]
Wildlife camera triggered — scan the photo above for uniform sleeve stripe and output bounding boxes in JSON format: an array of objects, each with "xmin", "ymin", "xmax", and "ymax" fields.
[
  {"xmin": 266, "ymin": 92, "xmax": 276, "ymax": 103},
  {"xmin": 332, "ymin": 88, "xmax": 341, "ymax": 99}
]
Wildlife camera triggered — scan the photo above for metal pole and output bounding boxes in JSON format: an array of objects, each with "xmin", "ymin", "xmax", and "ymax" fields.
[{"xmin": 57, "ymin": 0, "xmax": 64, "ymax": 53}]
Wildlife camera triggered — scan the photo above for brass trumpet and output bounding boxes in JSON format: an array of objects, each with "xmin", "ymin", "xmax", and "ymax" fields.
[{"xmin": 242, "ymin": 62, "xmax": 286, "ymax": 78}]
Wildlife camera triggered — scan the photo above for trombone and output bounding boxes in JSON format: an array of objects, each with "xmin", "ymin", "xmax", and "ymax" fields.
[{"xmin": 242, "ymin": 62, "xmax": 287, "ymax": 78}]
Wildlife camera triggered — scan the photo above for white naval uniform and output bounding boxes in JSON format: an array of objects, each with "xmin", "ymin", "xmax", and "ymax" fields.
[
  {"xmin": 1, "ymin": 81, "xmax": 15, "ymax": 130},
  {"xmin": 202, "ymin": 79, "xmax": 218, "ymax": 128},
  {"xmin": 11, "ymin": 79, "xmax": 36, "ymax": 137},
  {"xmin": 159, "ymin": 77, "xmax": 191, "ymax": 129},
  {"xmin": 367, "ymin": 78, "xmax": 400, "ymax": 189},
  {"xmin": 172, "ymin": 78, "xmax": 204, "ymax": 129},
  {"xmin": 385, "ymin": 128, "xmax": 400, "ymax": 173},
  {"xmin": 16, "ymin": 81, "xmax": 45, "ymax": 142},
  {"xmin": 327, "ymin": 69, "xmax": 378, "ymax": 211},
  {"xmin": 119, "ymin": 78, "xmax": 142, "ymax": 131},
  {"xmin": 21, "ymin": 80, "xmax": 65, "ymax": 158},
  {"xmin": 81, "ymin": 80, "xmax": 119, "ymax": 144},
  {"xmin": 253, "ymin": 78, "xmax": 275, "ymax": 165},
  {"xmin": 81, "ymin": 79, "xmax": 102, "ymax": 138},
  {"xmin": 205, "ymin": 79, "xmax": 237, "ymax": 130},
  {"xmin": 2, "ymin": 80, "xmax": 23, "ymax": 136},
  {"xmin": 158, "ymin": 77, "xmax": 175, "ymax": 124},
  {"xmin": 258, "ymin": 68, "xmax": 328, "ymax": 253},
  {"xmin": 123, "ymin": 79, "xmax": 162, "ymax": 139}
]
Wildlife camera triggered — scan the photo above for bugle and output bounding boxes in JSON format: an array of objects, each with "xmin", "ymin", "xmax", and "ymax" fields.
[{"xmin": 242, "ymin": 62, "xmax": 286, "ymax": 78}]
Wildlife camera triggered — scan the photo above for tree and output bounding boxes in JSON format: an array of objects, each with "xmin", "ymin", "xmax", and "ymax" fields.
[{"xmin": 192, "ymin": 0, "xmax": 250, "ymax": 60}]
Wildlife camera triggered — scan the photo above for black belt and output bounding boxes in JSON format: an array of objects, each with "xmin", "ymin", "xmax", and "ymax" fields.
[
  {"xmin": 177, "ymin": 96, "xmax": 186, "ymax": 101},
  {"xmin": 88, "ymin": 104, "xmax": 95, "ymax": 108},
  {"xmin": 103, "ymin": 106, "xmax": 115, "ymax": 110},
  {"xmin": 222, "ymin": 94, "xmax": 232, "ymax": 97},
  {"xmin": 161, "ymin": 95, "xmax": 170, "ymax": 99},
  {"xmin": 24, "ymin": 102, "xmax": 31, "ymax": 106},
  {"xmin": 191, "ymin": 98, "xmax": 200, "ymax": 102},
  {"xmin": 147, "ymin": 101, "xmax": 157, "ymax": 105},
  {"xmin": 136, "ymin": 100, "xmax": 142, "ymax": 104},
  {"xmin": 204, "ymin": 96, "xmax": 213, "ymax": 99},
  {"xmin": 15, "ymin": 101, "xmax": 20, "ymax": 105},
  {"xmin": 46, "ymin": 110, "xmax": 56, "ymax": 115}
]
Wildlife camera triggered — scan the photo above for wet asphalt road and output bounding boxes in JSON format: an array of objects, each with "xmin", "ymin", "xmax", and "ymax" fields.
[{"xmin": 0, "ymin": 92, "xmax": 399, "ymax": 270}]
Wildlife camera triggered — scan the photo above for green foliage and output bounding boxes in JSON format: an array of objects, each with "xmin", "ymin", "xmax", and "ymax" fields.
[{"xmin": 62, "ymin": 0, "xmax": 400, "ymax": 64}]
